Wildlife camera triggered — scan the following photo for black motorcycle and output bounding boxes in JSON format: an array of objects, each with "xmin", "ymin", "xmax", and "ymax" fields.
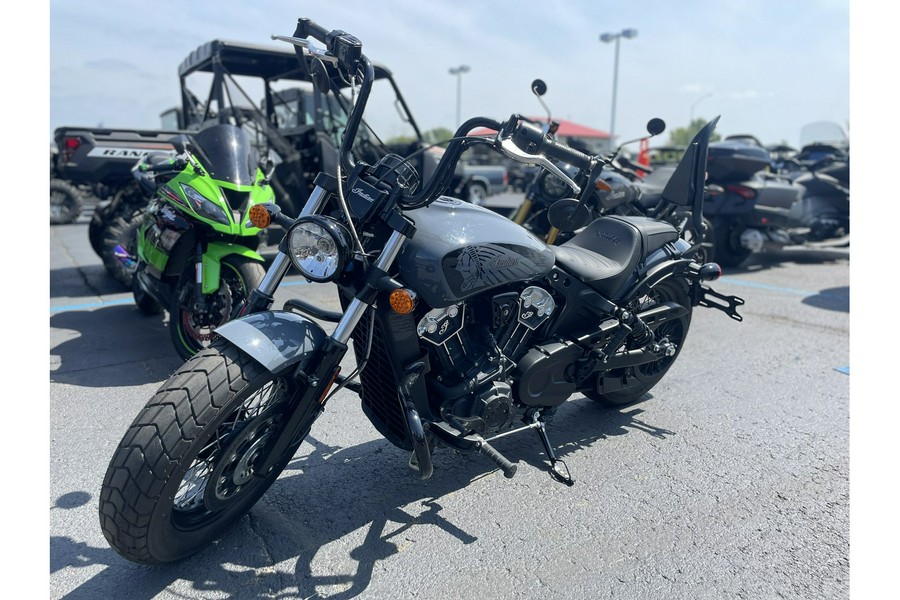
[
  {"xmin": 99, "ymin": 18, "xmax": 744, "ymax": 564},
  {"xmin": 703, "ymin": 135, "xmax": 849, "ymax": 267}
]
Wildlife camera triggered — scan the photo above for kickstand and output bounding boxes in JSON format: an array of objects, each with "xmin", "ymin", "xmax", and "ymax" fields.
[{"xmin": 534, "ymin": 417, "xmax": 575, "ymax": 486}]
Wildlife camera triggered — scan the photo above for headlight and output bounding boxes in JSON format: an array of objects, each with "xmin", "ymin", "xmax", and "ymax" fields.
[
  {"xmin": 180, "ymin": 183, "xmax": 231, "ymax": 225},
  {"xmin": 287, "ymin": 216, "xmax": 351, "ymax": 282}
]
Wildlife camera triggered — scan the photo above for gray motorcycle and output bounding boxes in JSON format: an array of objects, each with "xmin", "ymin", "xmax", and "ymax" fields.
[{"xmin": 99, "ymin": 18, "xmax": 744, "ymax": 564}]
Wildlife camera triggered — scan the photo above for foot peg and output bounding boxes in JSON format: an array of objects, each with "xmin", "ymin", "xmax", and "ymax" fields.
[{"xmin": 477, "ymin": 439, "xmax": 517, "ymax": 479}]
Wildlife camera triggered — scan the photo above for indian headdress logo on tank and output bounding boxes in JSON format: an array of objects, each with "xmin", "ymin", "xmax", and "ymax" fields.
[{"xmin": 452, "ymin": 244, "xmax": 544, "ymax": 292}]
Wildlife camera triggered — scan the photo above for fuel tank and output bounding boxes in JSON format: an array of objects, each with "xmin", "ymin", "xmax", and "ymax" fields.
[{"xmin": 398, "ymin": 197, "xmax": 555, "ymax": 308}]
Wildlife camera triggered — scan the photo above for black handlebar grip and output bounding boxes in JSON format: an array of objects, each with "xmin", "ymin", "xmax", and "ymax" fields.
[
  {"xmin": 295, "ymin": 18, "xmax": 330, "ymax": 44},
  {"xmin": 541, "ymin": 136, "xmax": 593, "ymax": 172},
  {"xmin": 478, "ymin": 440, "xmax": 517, "ymax": 479},
  {"xmin": 143, "ymin": 158, "xmax": 185, "ymax": 174}
]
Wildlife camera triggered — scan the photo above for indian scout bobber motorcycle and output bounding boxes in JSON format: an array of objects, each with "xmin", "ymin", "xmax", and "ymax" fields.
[{"xmin": 99, "ymin": 18, "xmax": 744, "ymax": 564}]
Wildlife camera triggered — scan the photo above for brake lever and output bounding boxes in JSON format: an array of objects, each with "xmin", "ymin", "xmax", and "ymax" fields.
[
  {"xmin": 270, "ymin": 34, "xmax": 340, "ymax": 65},
  {"xmin": 497, "ymin": 137, "xmax": 581, "ymax": 195}
]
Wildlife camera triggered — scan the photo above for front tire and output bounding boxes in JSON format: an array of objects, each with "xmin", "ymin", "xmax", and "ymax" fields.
[
  {"xmin": 99, "ymin": 342, "xmax": 314, "ymax": 564},
  {"xmin": 584, "ymin": 278, "xmax": 693, "ymax": 407},
  {"xmin": 169, "ymin": 255, "xmax": 265, "ymax": 361}
]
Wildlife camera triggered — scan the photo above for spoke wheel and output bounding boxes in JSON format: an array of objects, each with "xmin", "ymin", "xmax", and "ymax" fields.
[{"xmin": 99, "ymin": 342, "xmax": 317, "ymax": 564}]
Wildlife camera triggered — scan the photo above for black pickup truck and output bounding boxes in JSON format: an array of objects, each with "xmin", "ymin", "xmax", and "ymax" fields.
[{"xmin": 53, "ymin": 38, "xmax": 433, "ymax": 287}]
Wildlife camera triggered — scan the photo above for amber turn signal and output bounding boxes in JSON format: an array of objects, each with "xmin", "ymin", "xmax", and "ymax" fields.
[
  {"xmin": 248, "ymin": 204, "xmax": 272, "ymax": 228},
  {"xmin": 389, "ymin": 288, "xmax": 418, "ymax": 314},
  {"xmin": 595, "ymin": 179, "xmax": 613, "ymax": 192}
]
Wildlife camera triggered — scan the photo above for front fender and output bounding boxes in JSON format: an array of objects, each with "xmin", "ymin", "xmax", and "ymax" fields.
[
  {"xmin": 215, "ymin": 310, "xmax": 326, "ymax": 373},
  {"xmin": 202, "ymin": 241, "xmax": 265, "ymax": 294}
]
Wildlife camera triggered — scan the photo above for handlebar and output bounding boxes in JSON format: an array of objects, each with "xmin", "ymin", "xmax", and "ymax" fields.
[
  {"xmin": 280, "ymin": 19, "xmax": 611, "ymax": 213},
  {"xmin": 139, "ymin": 158, "xmax": 186, "ymax": 175},
  {"xmin": 504, "ymin": 118, "xmax": 593, "ymax": 172},
  {"xmin": 294, "ymin": 18, "xmax": 362, "ymax": 73}
]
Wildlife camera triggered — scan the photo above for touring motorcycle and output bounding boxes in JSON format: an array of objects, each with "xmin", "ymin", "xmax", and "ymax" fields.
[
  {"xmin": 99, "ymin": 18, "xmax": 744, "ymax": 564},
  {"xmin": 703, "ymin": 128, "xmax": 849, "ymax": 266},
  {"xmin": 128, "ymin": 123, "xmax": 275, "ymax": 360}
]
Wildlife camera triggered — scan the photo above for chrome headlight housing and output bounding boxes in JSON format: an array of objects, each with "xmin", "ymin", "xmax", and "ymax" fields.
[{"xmin": 287, "ymin": 216, "xmax": 351, "ymax": 282}]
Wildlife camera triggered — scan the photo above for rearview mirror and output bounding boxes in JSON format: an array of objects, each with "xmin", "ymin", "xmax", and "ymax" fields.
[
  {"xmin": 646, "ymin": 118, "xmax": 666, "ymax": 137},
  {"xmin": 547, "ymin": 198, "xmax": 592, "ymax": 232}
]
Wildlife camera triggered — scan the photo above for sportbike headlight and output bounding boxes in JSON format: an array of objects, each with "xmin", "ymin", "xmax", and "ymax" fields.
[
  {"xmin": 180, "ymin": 183, "xmax": 231, "ymax": 225},
  {"xmin": 287, "ymin": 216, "xmax": 351, "ymax": 282}
]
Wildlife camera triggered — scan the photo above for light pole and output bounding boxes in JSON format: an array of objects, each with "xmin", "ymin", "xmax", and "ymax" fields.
[
  {"xmin": 690, "ymin": 92, "xmax": 713, "ymax": 123},
  {"xmin": 599, "ymin": 28, "xmax": 637, "ymax": 150},
  {"xmin": 448, "ymin": 65, "xmax": 471, "ymax": 128}
]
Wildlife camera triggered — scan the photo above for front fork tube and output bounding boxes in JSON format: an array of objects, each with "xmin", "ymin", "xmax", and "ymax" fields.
[
  {"xmin": 511, "ymin": 197, "xmax": 534, "ymax": 225},
  {"xmin": 332, "ymin": 229, "xmax": 407, "ymax": 344},
  {"xmin": 257, "ymin": 229, "xmax": 409, "ymax": 473},
  {"xmin": 242, "ymin": 185, "xmax": 331, "ymax": 315},
  {"xmin": 194, "ymin": 241, "xmax": 204, "ymax": 305}
]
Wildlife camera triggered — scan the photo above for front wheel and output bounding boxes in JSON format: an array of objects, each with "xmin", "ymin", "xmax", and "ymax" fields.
[
  {"xmin": 584, "ymin": 278, "xmax": 693, "ymax": 407},
  {"xmin": 169, "ymin": 255, "xmax": 265, "ymax": 361},
  {"xmin": 99, "ymin": 342, "xmax": 315, "ymax": 564}
]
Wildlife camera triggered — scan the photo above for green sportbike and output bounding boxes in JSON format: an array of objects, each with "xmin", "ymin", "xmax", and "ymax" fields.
[{"xmin": 127, "ymin": 123, "xmax": 276, "ymax": 360}]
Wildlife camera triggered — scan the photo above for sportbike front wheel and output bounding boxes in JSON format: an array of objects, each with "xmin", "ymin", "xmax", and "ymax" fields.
[
  {"xmin": 98, "ymin": 342, "xmax": 316, "ymax": 564},
  {"xmin": 584, "ymin": 278, "xmax": 693, "ymax": 407},
  {"xmin": 169, "ymin": 255, "xmax": 265, "ymax": 361}
]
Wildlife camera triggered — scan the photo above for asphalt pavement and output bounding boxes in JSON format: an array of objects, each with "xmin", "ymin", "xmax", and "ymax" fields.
[{"xmin": 49, "ymin": 195, "xmax": 850, "ymax": 599}]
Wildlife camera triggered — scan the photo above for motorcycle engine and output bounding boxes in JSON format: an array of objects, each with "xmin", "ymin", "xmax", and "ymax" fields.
[{"xmin": 418, "ymin": 286, "xmax": 556, "ymax": 434}]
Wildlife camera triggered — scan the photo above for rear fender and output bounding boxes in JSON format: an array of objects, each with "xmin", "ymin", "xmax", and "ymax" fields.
[
  {"xmin": 202, "ymin": 241, "xmax": 264, "ymax": 294},
  {"xmin": 215, "ymin": 310, "xmax": 326, "ymax": 373}
]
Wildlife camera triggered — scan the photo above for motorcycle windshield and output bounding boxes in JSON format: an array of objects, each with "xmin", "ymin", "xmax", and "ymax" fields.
[
  {"xmin": 799, "ymin": 121, "xmax": 848, "ymax": 148},
  {"xmin": 189, "ymin": 124, "xmax": 258, "ymax": 186}
]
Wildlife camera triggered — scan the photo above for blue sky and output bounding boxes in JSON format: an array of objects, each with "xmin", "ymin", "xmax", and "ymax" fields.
[{"xmin": 49, "ymin": 0, "xmax": 850, "ymax": 149}]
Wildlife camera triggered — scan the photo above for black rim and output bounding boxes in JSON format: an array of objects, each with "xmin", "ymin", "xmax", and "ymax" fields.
[{"xmin": 636, "ymin": 285, "xmax": 688, "ymax": 377}]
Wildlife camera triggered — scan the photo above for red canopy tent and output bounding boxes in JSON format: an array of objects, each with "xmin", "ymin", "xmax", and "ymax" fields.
[{"xmin": 468, "ymin": 118, "xmax": 611, "ymax": 140}]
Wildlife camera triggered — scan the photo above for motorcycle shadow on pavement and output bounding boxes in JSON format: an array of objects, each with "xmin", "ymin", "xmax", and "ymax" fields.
[
  {"xmin": 50, "ymin": 397, "xmax": 668, "ymax": 600},
  {"xmin": 50, "ymin": 265, "xmax": 130, "ymax": 299},
  {"xmin": 50, "ymin": 304, "xmax": 183, "ymax": 388},
  {"xmin": 728, "ymin": 246, "xmax": 849, "ymax": 273},
  {"xmin": 801, "ymin": 285, "xmax": 849, "ymax": 313}
]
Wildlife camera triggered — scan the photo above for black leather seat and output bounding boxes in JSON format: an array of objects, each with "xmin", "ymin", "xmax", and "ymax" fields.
[{"xmin": 552, "ymin": 216, "xmax": 678, "ymax": 298}]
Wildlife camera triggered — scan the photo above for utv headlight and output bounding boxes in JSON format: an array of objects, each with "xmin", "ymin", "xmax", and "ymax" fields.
[
  {"xmin": 287, "ymin": 216, "xmax": 351, "ymax": 282},
  {"xmin": 180, "ymin": 183, "xmax": 231, "ymax": 225}
]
